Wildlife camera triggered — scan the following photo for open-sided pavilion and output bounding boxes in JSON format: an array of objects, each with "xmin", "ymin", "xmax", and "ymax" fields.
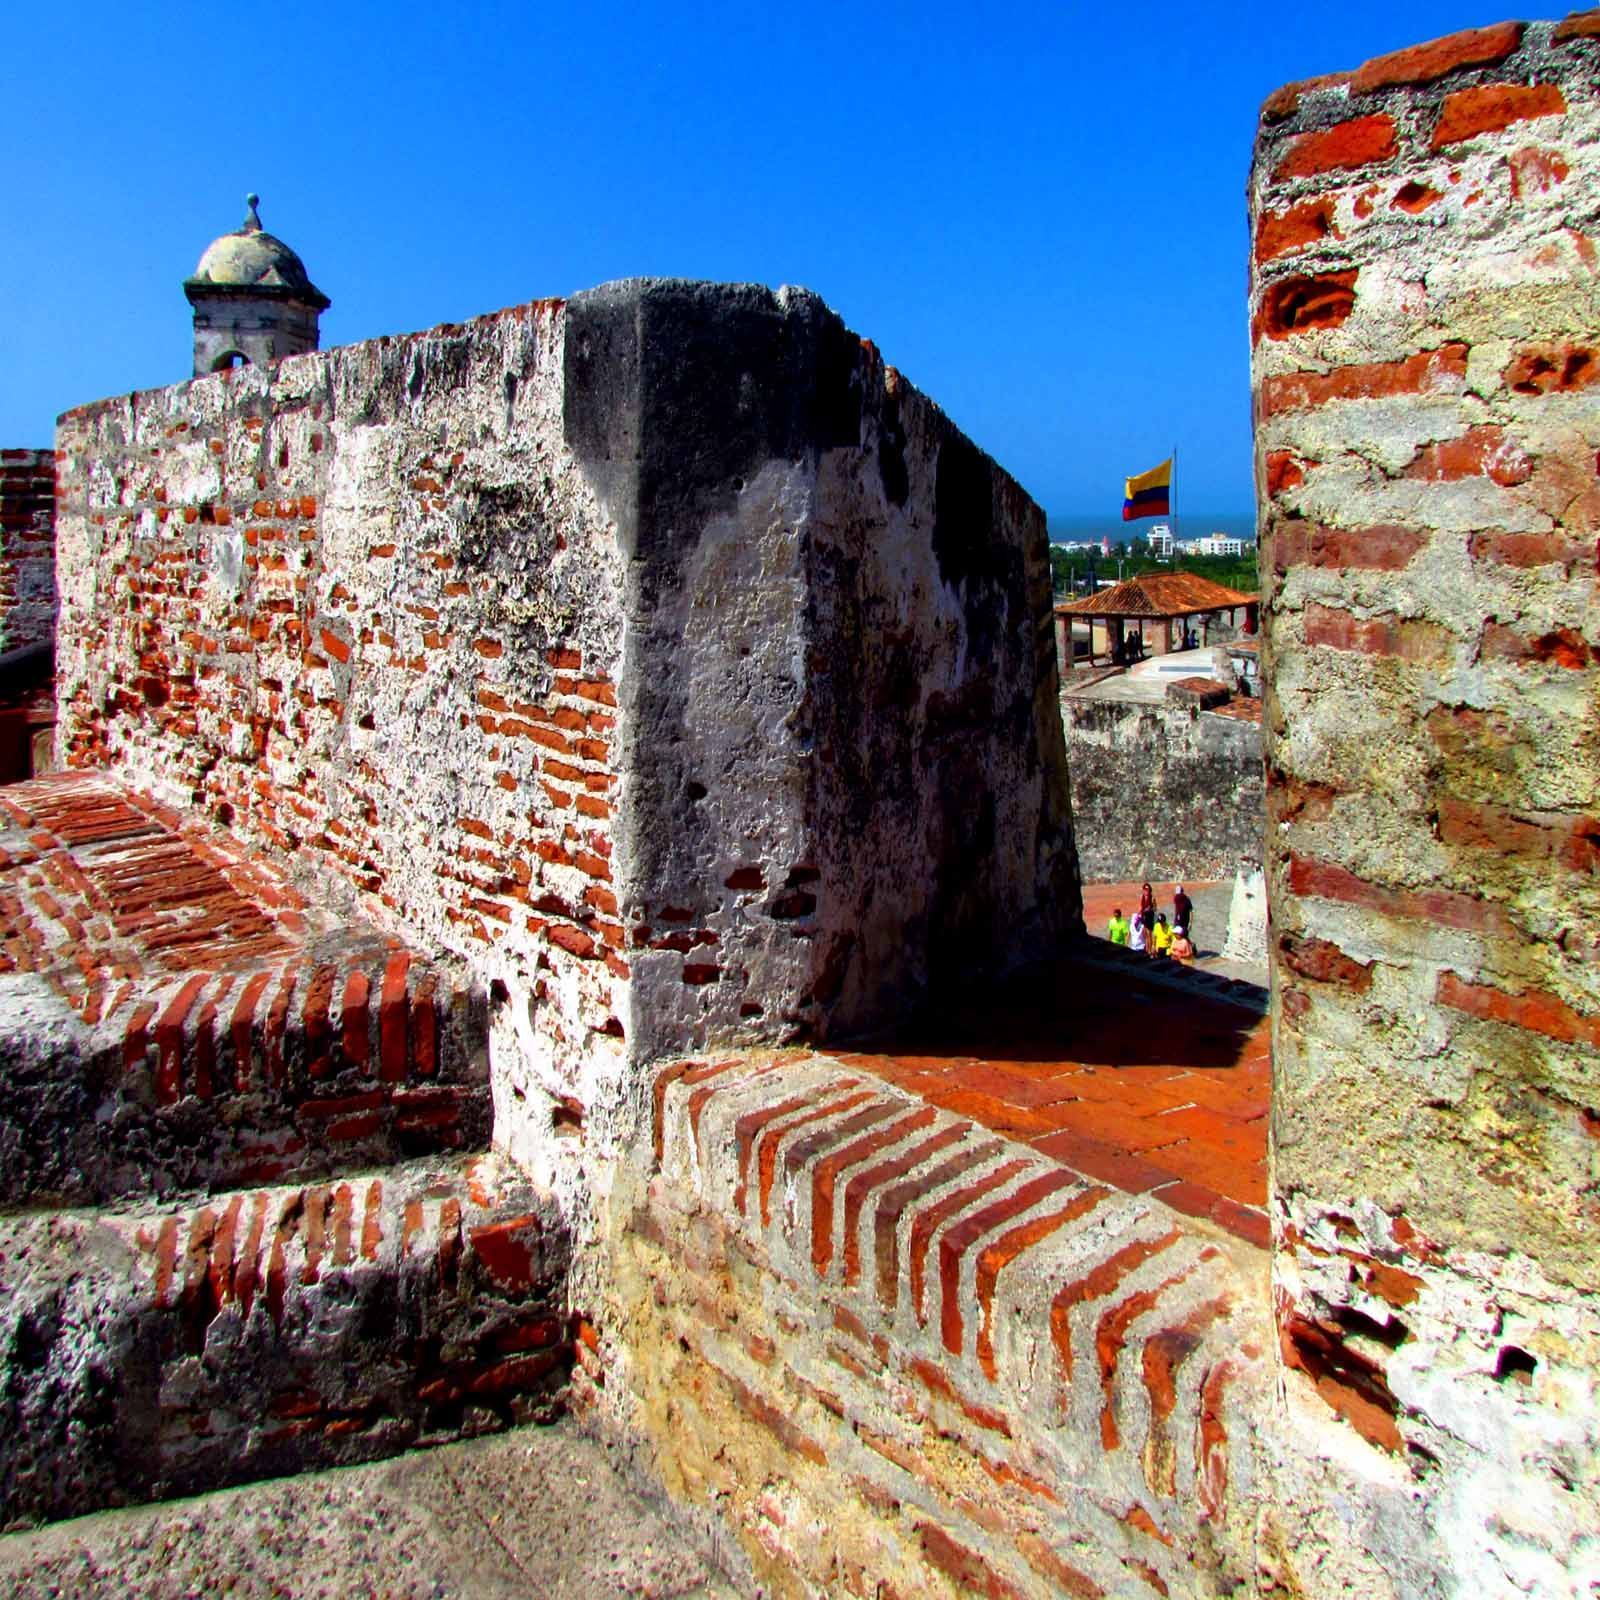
[{"xmin": 1055, "ymin": 569, "xmax": 1259, "ymax": 666}]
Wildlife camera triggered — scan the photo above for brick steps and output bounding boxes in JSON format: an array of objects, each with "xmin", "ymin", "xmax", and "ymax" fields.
[
  {"xmin": 0, "ymin": 773, "xmax": 573, "ymax": 1534},
  {"xmin": 0, "ymin": 772, "xmax": 490, "ymax": 1205},
  {"xmin": 0, "ymin": 1152, "xmax": 571, "ymax": 1530}
]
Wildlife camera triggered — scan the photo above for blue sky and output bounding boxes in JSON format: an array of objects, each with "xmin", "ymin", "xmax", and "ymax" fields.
[{"xmin": 4, "ymin": 1, "xmax": 1523, "ymax": 518}]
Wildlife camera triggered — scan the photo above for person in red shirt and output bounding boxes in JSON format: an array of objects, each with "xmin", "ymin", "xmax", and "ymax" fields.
[{"xmin": 1173, "ymin": 884, "xmax": 1193, "ymax": 942}]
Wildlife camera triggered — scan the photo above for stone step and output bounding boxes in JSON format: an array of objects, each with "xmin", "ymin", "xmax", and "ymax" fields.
[
  {"xmin": 0, "ymin": 1152, "xmax": 572, "ymax": 1530},
  {"xmin": 0, "ymin": 772, "xmax": 490, "ymax": 1204}
]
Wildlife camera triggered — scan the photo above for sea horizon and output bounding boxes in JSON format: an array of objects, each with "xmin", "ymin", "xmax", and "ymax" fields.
[{"xmin": 1047, "ymin": 510, "xmax": 1258, "ymax": 545}]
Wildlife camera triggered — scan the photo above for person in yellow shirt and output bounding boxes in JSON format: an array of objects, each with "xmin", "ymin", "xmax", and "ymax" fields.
[
  {"xmin": 1106, "ymin": 908, "xmax": 1130, "ymax": 946},
  {"xmin": 1151, "ymin": 913, "xmax": 1174, "ymax": 957}
]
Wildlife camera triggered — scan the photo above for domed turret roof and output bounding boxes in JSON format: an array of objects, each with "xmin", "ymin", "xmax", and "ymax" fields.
[{"xmin": 185, "ymin": 195, "xmax": 329, "ymax": 308}]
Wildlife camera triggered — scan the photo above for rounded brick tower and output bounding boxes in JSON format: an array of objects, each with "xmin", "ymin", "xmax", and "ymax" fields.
[{"xmin": 183, "ymin": 194, "xmax": 330, "ymax": 376}]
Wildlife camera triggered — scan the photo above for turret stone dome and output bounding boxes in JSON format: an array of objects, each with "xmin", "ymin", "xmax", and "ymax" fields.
[
  {"xmin": 185, "ymin": 195, "xmax": 329, "ymax": 309},
  {"xmin": 183, "ymin": 194, "xmax": 330, "ymax": 376}
]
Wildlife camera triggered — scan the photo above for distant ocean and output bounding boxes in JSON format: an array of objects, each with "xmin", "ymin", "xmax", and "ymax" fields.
[{"xmin": 1047, "ymin": 511, "xmax": 1258, "ymax": 546}]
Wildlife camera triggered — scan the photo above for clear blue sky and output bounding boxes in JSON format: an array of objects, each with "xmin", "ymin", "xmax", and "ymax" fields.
[{"xmin": 4, "ymin": 1, "xmax": 1525, "ymax": 517}]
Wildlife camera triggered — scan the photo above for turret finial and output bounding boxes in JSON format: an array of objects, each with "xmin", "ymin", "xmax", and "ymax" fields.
[{"xmin": 243, "ymin": 193, "xmax": 262, "ymax": 232}]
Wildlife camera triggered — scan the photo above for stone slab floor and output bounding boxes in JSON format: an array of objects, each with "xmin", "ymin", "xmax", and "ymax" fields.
[{"xmin": 0, "ymin": 1423, "xmax": 740, "ymax": 1600}]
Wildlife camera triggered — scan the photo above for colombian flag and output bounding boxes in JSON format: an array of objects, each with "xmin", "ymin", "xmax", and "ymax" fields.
[{"xmin": 1122, "ymin": 458, "xmax": 1172, "ymax": 521}]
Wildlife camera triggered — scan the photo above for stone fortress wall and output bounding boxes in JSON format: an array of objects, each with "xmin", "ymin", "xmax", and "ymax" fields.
[
  {"xmin": 1252, "ymin": 13, "xmax": 1600, "ymax": 1590},
  {"xmin": 1, "ymin": 11, "xmax": 1597, "ymax": 1594},
  {"xmin": 55, "ymin": 299, "xmax": 632, "ymax": 1205},
  {"xmin": 53, "ymin": 277, "xmax": 1078, "ymax": 1214},
  {"xmin": 1060, "ymin": 689, "xmax": 1263, "ymax": 883},
  {"xmin": 0, "ymin": 451, "xmax": 56, "ymax": 657}
]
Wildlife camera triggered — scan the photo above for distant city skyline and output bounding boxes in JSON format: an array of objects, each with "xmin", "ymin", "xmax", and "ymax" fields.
[
  {"xmin": 5, "ymin": 0, "xmax": 1526, "ymax": 513},
  {"xmin": 1048, "ymin": 511, "xmax": 1257, "ymax": 541}
]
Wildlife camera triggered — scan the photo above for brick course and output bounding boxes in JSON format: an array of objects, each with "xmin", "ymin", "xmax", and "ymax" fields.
[
  {"xmin": 596, "ymin": 1048, "xmax": 1268, "ymax": 1599},
  {"xmin": 0, "ymin": 1152, "xmax": 570, "ymax": 1526},
  {"xmin": 0, "ymin": 771, "xmax": 486, "ymax": 1202}
]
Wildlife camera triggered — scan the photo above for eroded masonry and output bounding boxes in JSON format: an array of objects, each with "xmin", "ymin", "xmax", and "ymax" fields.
[{"xmin": 0, "ymin": 11, "xmax": 1596, "ymax": 1599}]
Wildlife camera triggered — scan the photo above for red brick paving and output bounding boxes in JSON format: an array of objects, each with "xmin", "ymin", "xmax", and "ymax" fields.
[{"xmin": 836, "ymin": 954, "xmax": 1271, "ymax": 1249}]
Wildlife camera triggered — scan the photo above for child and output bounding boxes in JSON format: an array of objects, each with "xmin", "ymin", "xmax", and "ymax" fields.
[
  {"xmin": 1151, "ymin": 912, "xmax": 1173, "ymax": 957},
  {"xmin": 1170, "ymin": 924, "xmax": 1195, "ymax": 961}
]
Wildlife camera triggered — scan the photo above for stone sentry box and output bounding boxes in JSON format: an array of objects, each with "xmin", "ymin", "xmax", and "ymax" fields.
[
  {"xmin": 54, "ymin": 279, "xmax": 1079, "ymax": 1207},
  {"xmin": 1252, "ymin": 13, "xmax": 1600, "ymax": 1590}
]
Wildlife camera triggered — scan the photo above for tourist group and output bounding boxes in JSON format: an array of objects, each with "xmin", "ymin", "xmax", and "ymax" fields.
[{"xmin": 1105, "ymin": 883, "xmax": 1194, "ymax": 961}]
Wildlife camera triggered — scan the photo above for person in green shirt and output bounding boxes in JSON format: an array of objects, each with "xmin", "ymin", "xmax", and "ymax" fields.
[{"xmin": 1106, "ymin": 908, "xmax": 1130, "ymax": 946}]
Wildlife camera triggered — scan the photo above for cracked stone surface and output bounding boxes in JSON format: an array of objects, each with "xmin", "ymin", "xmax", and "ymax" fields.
[{"xmin": 0, "ymin": 1422, "xmax": 742, "ymax": 1599}]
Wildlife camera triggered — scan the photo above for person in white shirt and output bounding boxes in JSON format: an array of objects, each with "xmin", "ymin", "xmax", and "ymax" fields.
[{"xmin": 1129, "ymin": 912, "xmax": 1148, "ymax": 954}]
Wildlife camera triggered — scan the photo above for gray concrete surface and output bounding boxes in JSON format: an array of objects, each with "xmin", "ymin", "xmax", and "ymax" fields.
[{"xmin": 0, "ymin": 1422, "xmax": 742, "ymax": 1599}]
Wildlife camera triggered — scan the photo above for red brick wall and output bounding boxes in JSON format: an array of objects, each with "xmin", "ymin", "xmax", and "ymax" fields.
[
  {"xmin": 53, "ymin": 303, "xmax": 628, "ymax": 1110},
  {"xmin": 0, "ymin": 448, "xmax": 56, "ymax": 655},
  {"xmin": 1253, "ymin": 14, "xmax": 1600, "ymax": 1575}
]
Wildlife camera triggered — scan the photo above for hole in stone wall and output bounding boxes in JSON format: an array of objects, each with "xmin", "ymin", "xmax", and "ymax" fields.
[
  {"xmin": 1391, "ymin": 181, "xmax": 1441, "ymax": 213},
  {"xmin": 770, "ymin": 891, "xmax": 817, "ymax": 920},
  {"xmin": 211, "ymin": 351, "xmax": 248, "ymax": 372},
  {"xmin": 1495, "ymin": 1345, "xmax": 1537, "ymax": 1385},
  {"xmin": 685, "ymin": 781, "xmax": 707, "ymax": 802},
  {"xmin": 1333, "ymin": 1304, "xmax": 1410, "ymax": 1350},
  {"xmin": 1506, "ymin": 345, "xmax": 1598, "ymax": 394},
  {"xmin": 1256, "ymin": 272, "xmax": 1359, "ymax": 340}
]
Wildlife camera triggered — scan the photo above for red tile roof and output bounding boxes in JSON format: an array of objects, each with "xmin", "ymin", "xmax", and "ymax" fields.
[{"xmin": 1055, "ymin": 571, "xmax": 1258, "ymax": 619}]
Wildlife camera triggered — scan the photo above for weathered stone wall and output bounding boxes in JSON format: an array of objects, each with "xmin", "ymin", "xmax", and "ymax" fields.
[
  {"xmin": 54, "ymin": 279, "xmax": 1076, "ymax": 1222},
  {"xmin": 560, "ymin": 282, "xmax": 1075, "ymax": 1080},
  {"xmin": 0, "ymin": 449, "xmax": 55, "ymax": 655},
  {"xmin": 1253, "ymin": 15, "xmax": 1600, "ymax": 1589},
  {"xmin": 1061, "ymin": 690, "xmax": 1263, "ymax": 882},
  {"xmin": 54, "ymin": 301, "xmax": 632, "ymax": 1203},
  {"xmin": 0, "ymin": 1152, "xmax": 569, "ymax": 1527}
]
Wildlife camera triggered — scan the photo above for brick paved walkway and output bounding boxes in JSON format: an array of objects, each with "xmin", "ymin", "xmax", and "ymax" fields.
[{"xmin": 835, "ymin": 951, "xmax": 1270, "ymax": 1248}]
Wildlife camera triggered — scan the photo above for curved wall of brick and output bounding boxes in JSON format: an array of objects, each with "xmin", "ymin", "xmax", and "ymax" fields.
[{"xmin": 1252, "ymin": 14, "xmax": 1600, "ymax": 1589}]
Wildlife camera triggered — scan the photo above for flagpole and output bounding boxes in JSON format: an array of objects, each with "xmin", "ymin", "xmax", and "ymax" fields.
[{"xmin": 1171, "ymin": 444, "xmax": 1179, "ymax": 553}]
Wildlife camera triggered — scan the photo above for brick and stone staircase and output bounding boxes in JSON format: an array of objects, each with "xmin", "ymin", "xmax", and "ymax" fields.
[{"xmin": 0, "ymin": 772, "xmax": 572, "ymax": 1530}]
